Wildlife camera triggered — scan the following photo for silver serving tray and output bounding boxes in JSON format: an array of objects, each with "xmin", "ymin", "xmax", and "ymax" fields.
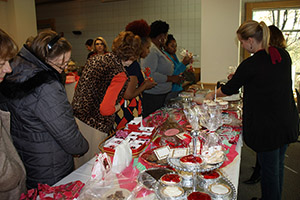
[
  {"xmin": 167, "ymin": 157, "xmax": 223, "ymax": 173},
  {"xmin": 154, "ymin": 175, "xmax": 237, "ymax": 200}
]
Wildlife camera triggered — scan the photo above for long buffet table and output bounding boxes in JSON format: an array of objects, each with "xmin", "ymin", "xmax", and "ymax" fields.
[
  {"xmin": 52, "ymin": 123, "xmax": 243, "ymax": 200},
  {"xmin": 55, "ymin": 136, "xmax": 242, "ymax": 188},
  {"xmin": 60, "ymin": 81, "xmax": 243, "ymax": 199}
]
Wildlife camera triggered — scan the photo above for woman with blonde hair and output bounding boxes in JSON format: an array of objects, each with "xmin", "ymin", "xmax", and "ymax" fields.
[
  {"xmin": 0, "ymin": 28, "xmax": 27, "ymax": 199},
  {"xmin": 206, "ymin": 20, "xmax": 299, "ymax": 200},
  {"xmin": 89, "ymin": 36, "xmax": 109, "ymax": 58},
  {"xmin": 244, "ymin": 24, "xmax": 288, "ymax": 186}
]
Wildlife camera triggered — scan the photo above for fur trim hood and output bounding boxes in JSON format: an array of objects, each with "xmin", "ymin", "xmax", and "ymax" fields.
[{"xmin": 0, "ymin": 46, "xmax": 62, "ymax": 99}]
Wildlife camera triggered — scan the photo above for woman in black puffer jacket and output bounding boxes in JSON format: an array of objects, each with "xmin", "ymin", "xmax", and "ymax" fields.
[{"xmin": 0, "ymin": 30, "xmax": 89, "ymax": 189}]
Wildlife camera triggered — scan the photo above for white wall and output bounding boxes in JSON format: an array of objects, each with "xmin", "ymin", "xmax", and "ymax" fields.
[
  {"xmin": 0, "ymin": 0, "xmax": 37, "ymax": 48},
  {"xmin": 36, "ymin": 0, "xmax": 202, "ymax": 68},
  {"xmin": 200, "ymin": 0, "xmax": 241, "ymax": 83},
  {"xmin": 0, "ymin": 1, "xmax": 8, "ymax": 31},
  {"xmin": 3, "ymin": 0, "xmax": 291, "ymax": 83}
]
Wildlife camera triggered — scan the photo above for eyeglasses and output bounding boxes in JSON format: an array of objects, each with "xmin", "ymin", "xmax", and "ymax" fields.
[
  {"xmin": 95, "ymin": 42, "xmax": 104, "ymax": 46},
  {"xmin": 47, "ymin": 59, "xmax": 70, "ymax": 69}
]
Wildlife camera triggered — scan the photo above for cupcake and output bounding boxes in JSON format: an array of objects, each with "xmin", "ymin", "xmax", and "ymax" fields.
[
  {"xmin": 161, "ymin": 185, "xmax": 184, "ymax": 198},
  {"xmin": 199, "ymin": 170, "xmax": 221, "ymax": 188},
  {"xmin": 208, "ymin": 182, "xmax": 231, "ymax": 198},
  {"xmin": 179, "ymin": 154, "xmax": 203, "ymax": 168},
  {"xmin": 160, "ymin": 173, "xmax": 181, "ymax": 185},
  {"xmin": 200, "ymin": 170, "xmax": 220, "ymax": 180},
  {"xmin": 187, "ymin": 191, "xmax": 211, "ymax": 200}
]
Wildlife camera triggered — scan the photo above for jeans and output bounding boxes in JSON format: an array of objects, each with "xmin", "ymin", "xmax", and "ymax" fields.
[{"xmin": 257, "ymin": 144, "xmax": 288, "ymax": 200}]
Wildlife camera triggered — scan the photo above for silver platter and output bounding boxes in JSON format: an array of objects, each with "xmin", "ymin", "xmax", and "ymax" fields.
[
  {"xmin": 167, "ymin": 157, "xmax": 223, "ymax": 173},
  {"xmin": 154, "ymin": 176, "xmax": 237, "ymax": 200}
]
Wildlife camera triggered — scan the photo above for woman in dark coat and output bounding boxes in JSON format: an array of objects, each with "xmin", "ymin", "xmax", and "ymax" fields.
[
  {"xmin": 0, "ymin": 30, "xmax": 89, "ymax": 189},
  {"xmin": 206, "ymin": 20, "xmax": 299, "ymax": 200}
]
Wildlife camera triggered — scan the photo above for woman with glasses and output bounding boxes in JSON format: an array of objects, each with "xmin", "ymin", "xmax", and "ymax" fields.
[
  {"xmin": 0, "ymin": 30, "xmax": 89, "ymax": 189},
  {"xmin": 0, "ymin": 28, "xmax": 27, "ymax": 199},
  {"xmin": 89, "ymin": 36, "xmax": 109, "ymax": 58}
]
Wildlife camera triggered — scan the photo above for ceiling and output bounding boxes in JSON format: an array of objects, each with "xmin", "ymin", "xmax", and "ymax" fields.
[
  {"xmin": 35, "ymin": 0, "xmax": 76, "ymax": 6},
  {"xmin": 35, "ymin": 0, "xmax": 124, "ymax": 5}
]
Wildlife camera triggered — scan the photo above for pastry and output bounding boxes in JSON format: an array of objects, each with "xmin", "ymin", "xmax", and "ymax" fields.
[
  {"xmin": 144, "ymin": 151, "xmax": 167, "ymax": 165},
  {"xmin": 161, "ymin": 185, "xmax": 184, "ymax": 197},
  {"xmin": 160, "ymin": 173, "xmax": 181, "ymax": 185},
  {"xmin": 179, "ymin": 154, "xmax": 203, "ymax": 167},
  {"xmin": 145, "ymin": 168, "xmax": 172, "ymax": 181},
  {"xmin": 187, "ymin": 191, "xmax": 211, "ymax": 200},
  {"xmin": 200, "ymin": 170, "xmax": 220, "ymax": 180},
  {"xmin": 106, "ymin": 190, "xmax": 125, "ymax": 200},
  {"xmin": 208, "ymin": 183, "xmax": 231, "ymax": 196}
]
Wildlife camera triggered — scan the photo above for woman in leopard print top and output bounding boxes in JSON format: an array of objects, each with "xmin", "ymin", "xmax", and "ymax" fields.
[{"xmin": 72, "ymin": 31, "xmax": 141, "ymax": 133}]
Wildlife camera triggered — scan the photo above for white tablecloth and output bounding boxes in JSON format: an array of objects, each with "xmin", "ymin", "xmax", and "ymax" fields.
[{"xmin": 54, "ymin": 136, "xmax": 243, "ymax": 192}]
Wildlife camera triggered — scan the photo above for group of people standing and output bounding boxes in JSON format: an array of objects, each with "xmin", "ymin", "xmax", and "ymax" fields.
[
  {"xmin": 0, "ymin": 19, "xmax": 193, "ymax": 199},
  {"xmin": 77, "ymin": 19, "xmax": 194, "ymax": 133},
  {"xmin": 0, "ymin": 18, "xmax": 298, "ymax": 200}
]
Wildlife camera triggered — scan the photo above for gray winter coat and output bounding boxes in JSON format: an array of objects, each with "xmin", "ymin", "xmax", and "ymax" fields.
[
  {"xmin": 0, "ymin": 46, "xmax": 89, "ymax": 189},
  {"xmin": 0, "ymin": 110, "xmax": 27, "ymax": 200}
]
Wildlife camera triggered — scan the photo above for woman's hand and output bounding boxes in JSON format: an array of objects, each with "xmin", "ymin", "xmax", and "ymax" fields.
[
  {"xmin": 205, "ymin": 92, "xmax": 215, "ymax": 100},
  {"xmin": 144, "ymin": 78, "xmax": 157, "ymax": 90},
  {"xmin": 205, "ymin": 87, "xmax": 226, "ymax": 100},
  {"xmin": 227, "ymin": 73, "xmax": 234, "ymax": 80},
  {"xmin": 115, "ymin": 103, "xmax": 121, "ymax": 112},
  {"xmin": 167, "ymin": 75, "xmax": 184, "ymax": 84},
  {"xmin": 182, "ymin": 53, "xmax": 193, "ymax": 66}
]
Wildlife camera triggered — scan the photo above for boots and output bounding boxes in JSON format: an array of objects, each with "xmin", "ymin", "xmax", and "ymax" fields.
[{"xmin": 243, "ymin": 157, "xmax": 261, "ymax": 184}]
